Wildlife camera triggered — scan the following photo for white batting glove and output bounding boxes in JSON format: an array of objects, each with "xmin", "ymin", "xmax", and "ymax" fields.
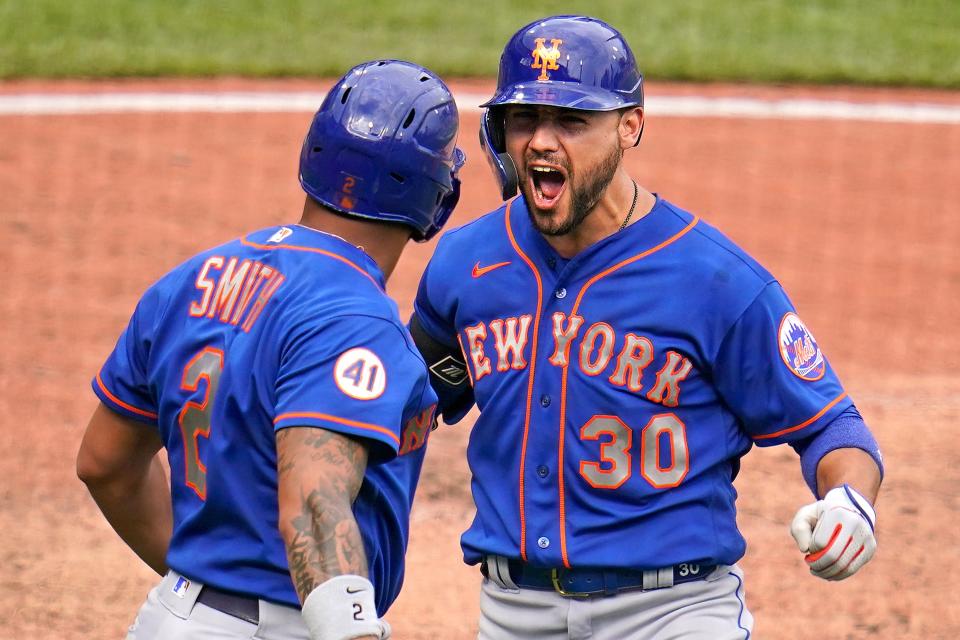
[{"xmin": 790, "ymin": 484, "xmax": 877, "ymax": 581}]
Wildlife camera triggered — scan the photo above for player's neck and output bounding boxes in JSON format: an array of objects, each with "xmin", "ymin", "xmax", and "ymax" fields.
[
  {"xmin": 298, "ymin": 198, "xmax": 412, "ymax": 281},
  {"xmin": 541, "ymin": 175, "xmax": 656, "ymax": 259}
]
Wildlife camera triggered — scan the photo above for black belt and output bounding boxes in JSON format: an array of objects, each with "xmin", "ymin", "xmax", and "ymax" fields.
[
  {"xmin": 482, "ymin": 557, "xmax": 717, "ymax": 597},
  {"xmin": 196, "ymin": 584, "xmax": 261, "ymax": 625}
]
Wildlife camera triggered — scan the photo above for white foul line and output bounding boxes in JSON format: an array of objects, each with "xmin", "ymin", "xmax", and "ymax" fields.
[
  {"xmin": 651, "ymin": 95, "xmax": 960, "ymax": 124},
  {"xmin": 0, "ymin": 91, "xmax": 959, "ymax": 124}
]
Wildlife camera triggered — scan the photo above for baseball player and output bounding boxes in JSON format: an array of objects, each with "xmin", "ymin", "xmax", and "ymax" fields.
[
  {"xmin": 409, "ymin": 15, "xmax": 884, "ymax": 639},
  {"xmin": 76, "ymin": 59, "xmax": 464, "ymax": 640}
]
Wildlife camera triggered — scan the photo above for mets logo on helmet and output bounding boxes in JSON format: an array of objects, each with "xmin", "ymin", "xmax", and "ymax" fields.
[
  {"xmin": 531, "ymin": 38, "xmax": 563, "ymax": 81},
  {"xmin": 778, "ymin": 312, "xmax": 825, "ymax": 380}
]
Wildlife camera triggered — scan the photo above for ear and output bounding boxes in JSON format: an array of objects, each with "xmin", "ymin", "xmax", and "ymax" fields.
[{"xmin": 618, "ymin": 107, "xmax": 644, "ymax": 149}]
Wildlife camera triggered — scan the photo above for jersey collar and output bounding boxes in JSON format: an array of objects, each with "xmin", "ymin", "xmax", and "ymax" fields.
[
  {"xmin": 245, "ymin": 225, "xmax": 387, "ymax": 289},
  {"xmin": 509, "ymin": 193, "xmax": 679, "ymax": 273}
]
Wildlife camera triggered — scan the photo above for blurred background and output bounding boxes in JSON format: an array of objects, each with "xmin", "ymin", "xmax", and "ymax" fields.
[
  {"xmin": 1, "ymin": 1, "xmax": 958, "ymax": 638},
  {"xmin": 3, "ymin": 0, "xmax": 958, "ymax": 85}
]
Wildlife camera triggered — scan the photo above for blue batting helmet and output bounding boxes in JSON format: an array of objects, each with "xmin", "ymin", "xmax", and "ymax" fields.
[
  {"xmin": 300, "ymin": 60, "xmax": 465, "ymax": 241},
  {"xmin": 480, "ymin": 15, "xmax": 644, "ymax": 199}
]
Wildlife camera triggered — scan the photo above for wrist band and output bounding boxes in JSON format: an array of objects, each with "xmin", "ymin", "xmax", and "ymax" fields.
[{"xmin": 301, "ymin": 575, "xmax": 380, "ymax": 640}]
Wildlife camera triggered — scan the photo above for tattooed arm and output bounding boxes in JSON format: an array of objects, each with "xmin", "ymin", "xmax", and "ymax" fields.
[
  {"xmin": 277, "ymin": 427, "xmax": 383, "ymax": 640},
  {"xmin": 276, "ymin": 426, "xmax": 371, "ymax": 598}
]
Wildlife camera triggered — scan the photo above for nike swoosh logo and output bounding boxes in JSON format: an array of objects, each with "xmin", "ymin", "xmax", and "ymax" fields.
[
  {"xmin": 472, "ymin": 261, "xmax": 511, "ymax": 278},
  {"xmin": 345, "ymin": 586, "xmax": 366, "ymax": 594}
]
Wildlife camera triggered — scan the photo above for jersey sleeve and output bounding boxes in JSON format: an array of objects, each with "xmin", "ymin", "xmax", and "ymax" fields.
[
  {"xmin": 92, "ymin": 285, "xmax": 164, "ymax": 426},
  {"xmin": 411, "ymin": 241, "xmax": 476, "ymax": 424},
  {"xmin": 713, "ymin": 282, "xmax": 853, "ymax": 445},
  {"xmin": 412, "ymin": 244, "xmax": 459, "ymax": 347},
  {"xmin": 274, "ymin": 314, "xmax": 430, "ymax": 462}
]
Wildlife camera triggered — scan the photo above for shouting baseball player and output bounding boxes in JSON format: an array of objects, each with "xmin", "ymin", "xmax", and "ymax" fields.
[
  {"xmin": 76, "ymin": 59, "xmax": 464, "ymax": 640},
  {"xmin": 409, "ymin": 15, "xmax": 884, "ymax": 639}
]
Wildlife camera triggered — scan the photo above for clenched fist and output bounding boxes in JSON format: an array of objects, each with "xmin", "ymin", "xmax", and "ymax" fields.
[{"xmin": 790, "ymin": 484, "xmax": 877, "ymax": 580}]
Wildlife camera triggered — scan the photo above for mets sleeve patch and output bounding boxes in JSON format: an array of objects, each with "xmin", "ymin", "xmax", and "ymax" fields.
[{"xmin": 778, "ymin": 312, "xmax": 825, "ymax": 381}]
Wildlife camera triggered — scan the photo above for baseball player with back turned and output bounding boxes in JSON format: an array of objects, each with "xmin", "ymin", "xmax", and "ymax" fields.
[
  {"xmin": 409, "ymin": 15, "xmax": 884, "ymax": 639},
  {"xmin": 76, "ymin": 59, "xmax": 464, "ymax": 640}
]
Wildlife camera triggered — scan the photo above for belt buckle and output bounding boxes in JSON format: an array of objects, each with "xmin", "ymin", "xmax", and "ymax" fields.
[{"xmin": 550, "ymin": 568, "xmax": 594, "ymax": 598}]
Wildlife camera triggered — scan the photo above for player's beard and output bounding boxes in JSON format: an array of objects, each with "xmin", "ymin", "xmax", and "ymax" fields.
[{"xmin": 524, "ymin": 143, "xmax": 622, "ymax": 237}]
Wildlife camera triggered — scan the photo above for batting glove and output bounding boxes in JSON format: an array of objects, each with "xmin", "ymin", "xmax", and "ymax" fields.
[{"xmin": 790, "ymin": 484, "xmax": 877, "ymax": 581}]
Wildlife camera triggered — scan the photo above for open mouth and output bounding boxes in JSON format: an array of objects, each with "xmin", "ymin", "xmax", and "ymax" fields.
[{"xmin": 529, "ymin": 165, "xmax": 566, "ymax": 209}]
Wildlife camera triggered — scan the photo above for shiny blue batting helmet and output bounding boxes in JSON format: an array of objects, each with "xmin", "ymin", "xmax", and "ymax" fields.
[
  {"xmin": 480, "ymin": 15, "xmax": 644, "ymax": 199},
  {"xmin": 300, "ymin": 60, "xmax": 465, "ymax": 241}
]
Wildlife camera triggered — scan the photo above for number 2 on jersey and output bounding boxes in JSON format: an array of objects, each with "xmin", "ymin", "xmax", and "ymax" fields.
[
  {"xmin": 579, "ymin": 413, "xmax": 689, "ymax": 490},
  {"xmin": 178, "ymin": 347, "xmax": 224, "ymax": 500}
]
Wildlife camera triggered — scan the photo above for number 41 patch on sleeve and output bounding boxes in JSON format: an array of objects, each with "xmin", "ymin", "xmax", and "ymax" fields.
[{"xmin": 334, "ymin": 347, "xmax": 387, "ymax": 400}]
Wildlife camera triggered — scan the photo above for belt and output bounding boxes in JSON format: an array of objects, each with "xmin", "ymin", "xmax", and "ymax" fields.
[
  {"xmin": 196, "ymin": 584, "xmax": 261, "ymax": 625},
  {"xmin": 482, "ymin": 557, "xmax": 717, "ymax": 598}
]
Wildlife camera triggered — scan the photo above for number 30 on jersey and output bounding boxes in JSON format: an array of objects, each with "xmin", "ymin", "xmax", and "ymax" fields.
[{"xmin": 579, "ymin": 413, "xmax": 689, "ymax": 490}]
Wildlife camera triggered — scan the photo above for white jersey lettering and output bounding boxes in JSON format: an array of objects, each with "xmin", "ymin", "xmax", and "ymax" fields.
[
  {"xmin": 465, "ymin": 322, "xmax": 492, "ymax": 381},
  {"xmin": 190, "ymin": 256, "xmax": 224, "ymax": 317},
  {"xmin": 489, "ymin": 315, "xmax": 532, "ymax": 371},
  {"xmin": 548, "ymin": 312, "xmax": 584, "ymax": 367},
  {"xmin": 206, "ymin": 257, "xmax": 252, "ymax": 322},
  {"xmin": 579, "ymin": 322, "xmax": 615, "ymax": 376},
  {"xmin": 646, "ymin": 351, "xmax": 693, "ymax": 407},
  {"xmin": 609, "ymin": 333, "xmax": 655, "ymax": 391}
]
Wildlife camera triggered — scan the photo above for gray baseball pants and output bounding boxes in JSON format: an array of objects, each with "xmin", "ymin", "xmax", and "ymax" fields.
[
  {"xmin": 479, "ymin": 562, "xmax": 754, "ymax": 640},
  {"xmin": 125, "ymin": 571, "xmax": 312, "ymax": 640}
]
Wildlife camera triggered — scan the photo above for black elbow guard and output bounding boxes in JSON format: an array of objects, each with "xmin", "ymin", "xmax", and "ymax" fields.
[{"xmin": 409, "ymin": 313, "xmax": 474, "ymax": 424}]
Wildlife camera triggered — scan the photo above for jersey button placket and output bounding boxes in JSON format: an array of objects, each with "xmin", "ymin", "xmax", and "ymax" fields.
[{"xmin": 530, "ymin": 276, "xmax": 567, "ymax": 565}]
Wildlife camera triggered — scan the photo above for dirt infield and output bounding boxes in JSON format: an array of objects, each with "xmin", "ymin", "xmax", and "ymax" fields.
[{"xmin": 1, "ymin": 79, "xmax": 958, "ymax": 639}]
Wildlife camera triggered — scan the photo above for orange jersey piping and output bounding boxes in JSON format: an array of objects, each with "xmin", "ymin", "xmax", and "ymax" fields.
[
  {"xmin": 240, "ymin": 238, "xmax": 382, "ymax": 290},
  {"xmin": 558, "ymin": 215, "xmax": 700, "ymax": 567},
  {"xmin": 753, "ymin": 392, "xmax": 848, "ymax": 441},
  {"xmin": 505, "ymin": 200, "xmax": 543, "ymax": 562},
  {"xmin": 95, "ymin": 373, "xmax": 158, "ymax": 420},
  {"xmin": 274, "ymin": 411, "xmax": 400, "ymax": 446}
]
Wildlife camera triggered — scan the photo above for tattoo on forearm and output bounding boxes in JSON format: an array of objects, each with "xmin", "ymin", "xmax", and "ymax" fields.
[
  {"xmin": 277, "ymin": 428, "xmax": 369, "ymax": 602},
  {"xmin": 335, "ymin": 519, "xmax": 365, "ymax": 572}
]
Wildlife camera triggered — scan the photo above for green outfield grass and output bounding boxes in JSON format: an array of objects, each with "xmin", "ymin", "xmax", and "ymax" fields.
[{"xmin": 2, "ymin": 0, "xmax": 958, "ymax": 87}]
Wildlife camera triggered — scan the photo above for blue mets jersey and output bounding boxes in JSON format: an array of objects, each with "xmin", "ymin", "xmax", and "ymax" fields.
[
  {"xmin": 414, "ymin": 196, "xmax": 852, "ymax": 570},
  {"xmin": 93, "ymin": 224, "xmax": 437, "ymax": 613}
]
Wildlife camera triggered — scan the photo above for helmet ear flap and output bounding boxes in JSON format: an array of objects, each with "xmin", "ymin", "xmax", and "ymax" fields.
[
  {"xmin": 419, "ymin": 147, "xmax": 466, "ymax": 241},
  {"xmin": 480, "ymin": 109, "xmax": 519, "ymax": 201}
]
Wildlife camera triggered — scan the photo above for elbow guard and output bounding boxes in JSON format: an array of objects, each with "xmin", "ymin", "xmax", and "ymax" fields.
[{"xmin": 408, "ymin": 314, "xmax": 475, "ymax": 424}]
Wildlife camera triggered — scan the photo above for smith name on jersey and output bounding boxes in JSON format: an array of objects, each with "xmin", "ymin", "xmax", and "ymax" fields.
[
  {"xmin": 415, "ymin": 196, "xmax": 852, "ymax": 570},
  {"xmin": 94, "ymin": 225, "xmax": 436, "ymax": 613}
]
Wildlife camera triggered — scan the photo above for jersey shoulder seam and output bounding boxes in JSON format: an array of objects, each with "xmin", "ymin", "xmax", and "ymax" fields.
[
  {"xmin": 293, "ymin": 313, "xmax": 434, "ymax": 416},
  {"xmin": 285, "ymin": 312, "xmax": 424, "ymax": 363},
  {"xmin": 711, "ymin": 280, "xmax": 781, "ymax": 367},
  {"xmin": 661, "ymin": 201, "xmax": 777, "ymax": 286},
  {"xmin": 436, "ymin": 207, "xmax": 506, "ymax": 243}
]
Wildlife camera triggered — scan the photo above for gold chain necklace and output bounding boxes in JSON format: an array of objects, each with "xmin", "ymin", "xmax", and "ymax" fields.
[{"xmin": 619, "ymin": 180, "xmax": 639, "ymax": 231}]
